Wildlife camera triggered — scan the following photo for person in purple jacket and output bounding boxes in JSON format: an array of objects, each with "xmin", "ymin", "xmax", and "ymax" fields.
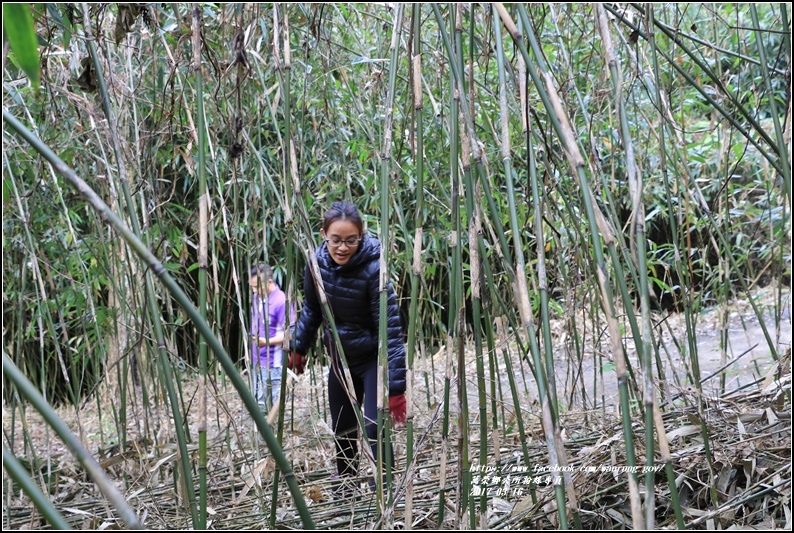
[{"xmin": 249, "ymin": 264, "xmax": 287, "ymax": 411}]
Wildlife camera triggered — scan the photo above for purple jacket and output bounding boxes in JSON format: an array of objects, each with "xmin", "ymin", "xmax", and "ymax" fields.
[{"xmin": 251, "ymin": 285, "xmax": 286, "ymax": 368}]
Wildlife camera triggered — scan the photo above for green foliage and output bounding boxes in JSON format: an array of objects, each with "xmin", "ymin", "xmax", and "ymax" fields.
[{"xmin": 3, "ymin": 3, "xmax": 40, "ymax": 91}]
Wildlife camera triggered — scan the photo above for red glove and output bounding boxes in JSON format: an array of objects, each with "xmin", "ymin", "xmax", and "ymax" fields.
[
  {"xmin": 288, "ymin": 352, "xmax": 306, "ymax": 375},
  {"xmin": 389, "ymin": 394, "xmax": 406, "ymax": 425}
]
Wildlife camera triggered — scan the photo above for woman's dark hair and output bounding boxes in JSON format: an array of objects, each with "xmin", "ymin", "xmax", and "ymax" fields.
[{"xmin": 322, "ymin": 202, "xmax": 364, "ymax": 234}]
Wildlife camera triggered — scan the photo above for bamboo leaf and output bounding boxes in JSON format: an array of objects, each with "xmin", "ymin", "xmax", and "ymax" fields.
[{"xmin": 3, "ymin": 3, "xmax": 40, "ymax": 91}]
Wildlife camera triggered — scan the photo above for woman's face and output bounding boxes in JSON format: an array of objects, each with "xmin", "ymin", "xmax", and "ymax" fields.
[{"xmin": 322, "ymin": 219, "xmax": 361, "ymax": 266}]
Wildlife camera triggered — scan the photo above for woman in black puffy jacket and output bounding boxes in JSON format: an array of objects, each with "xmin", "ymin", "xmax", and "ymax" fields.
[{"xmin": 289, "ymin": 201, "xmax": 406, "ymax": 494}]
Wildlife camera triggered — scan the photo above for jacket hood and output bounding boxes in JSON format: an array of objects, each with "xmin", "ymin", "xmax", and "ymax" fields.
[{"xmin": 317, "ymin": 233, "xmax": 380, "ymax": 273}]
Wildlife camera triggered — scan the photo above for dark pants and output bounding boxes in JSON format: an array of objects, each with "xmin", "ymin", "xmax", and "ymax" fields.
[{"xmin": 328, "ymin": 357, "xmax": 393, "ymax": 477}]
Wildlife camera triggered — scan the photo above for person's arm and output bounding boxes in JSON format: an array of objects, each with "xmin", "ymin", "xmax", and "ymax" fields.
[{"xmin": 256, "ymin": 331, "xmax": 284, "ymax": 347}]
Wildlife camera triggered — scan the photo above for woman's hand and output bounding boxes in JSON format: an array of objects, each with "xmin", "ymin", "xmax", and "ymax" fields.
[
  {"xmin": 288, "ymin": 352, "xmax": 306, "ymax": 375},
  {"xmin": 389, "ymin": 394, "xmax": 407, "ymax": 426}
]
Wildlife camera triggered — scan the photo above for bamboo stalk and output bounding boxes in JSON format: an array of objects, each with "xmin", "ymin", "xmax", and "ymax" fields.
[
  {"xmin": 270, "ymin": 2, "xmax": 303, "ymax": 527},
  {"xmin": 374, "ymin": 3, "xmax": 404, "ymax": 524},
  {"xmin": 454, "ymin": 6, "xmax": 477, "ymax": 527},
  {"xmin": 437, "ymin": 8, "xmax": 460, "ymax": 525},
  {"xmin": 269, "ymin": 5, "xmax": 288, "ymax": 526},
  {"xmin": 594, "ymin": 5, "xmax": 657, "ymax": 527},
  {"xmin": 190, "ymin": 5, "xmax": 210, "ymax": 530},
  {"xmin": 404, "ymin": 4, "xmax": 424, "ymax": 528}
]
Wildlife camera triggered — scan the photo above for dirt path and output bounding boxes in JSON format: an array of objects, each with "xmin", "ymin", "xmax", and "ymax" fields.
[{"xmin": 451, "ymin": 285, "xmax": 792, "ymax": 416}]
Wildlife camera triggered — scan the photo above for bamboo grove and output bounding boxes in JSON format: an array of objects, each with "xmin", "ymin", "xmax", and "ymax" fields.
[{"xmin": 3, "ymin": 3, "xmax": 791, "ymax": 530}]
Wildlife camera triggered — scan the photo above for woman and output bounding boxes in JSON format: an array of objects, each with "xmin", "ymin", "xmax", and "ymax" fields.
[{"xmin": 289, "ymin": 201, "xmax": 406, "ymax": 494}]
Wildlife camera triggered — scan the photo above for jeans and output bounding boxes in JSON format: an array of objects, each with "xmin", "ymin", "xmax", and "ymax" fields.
[{"xmin": 254, "ymin": 364, "xmax": 282, "ymax": 411}]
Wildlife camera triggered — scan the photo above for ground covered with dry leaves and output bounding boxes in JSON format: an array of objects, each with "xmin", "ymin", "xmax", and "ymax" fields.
[{"xmin": 3, "ymin": 287, "xmax": 791, "ymax": 529}]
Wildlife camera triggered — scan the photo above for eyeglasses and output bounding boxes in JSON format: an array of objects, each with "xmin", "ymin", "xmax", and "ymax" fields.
[{"xmin": 324, "ymin": 237, "xmax": 362, "ymax": 248}]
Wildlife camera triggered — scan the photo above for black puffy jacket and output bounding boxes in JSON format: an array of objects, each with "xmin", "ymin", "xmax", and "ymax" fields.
[{"xmin": 292, "ymin": 234, "xmax": 406, "ymax": 396}]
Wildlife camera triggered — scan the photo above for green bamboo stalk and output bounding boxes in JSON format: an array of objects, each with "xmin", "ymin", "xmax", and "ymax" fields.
[
  {"xmin": 533, "ymin": 116, "xmax": 647, "ymax": 412},
  {"xmin": 749, "ymin": 4, "xmax": 791, "ymax": 210},
  {"xmin": 492, "ymin": 6, "xmax": 550, "ymax": 519},
  {"xmin": 462, "ymin": 5, "xmax": 484, "ymax": 519},
  {"xmin": 2, "ymin": 109, "xmax": 316, "ymax": 529},
  {"xmin": 526, "ymin": 96, "xmax": 584, "ymax": 531},
  {"xmin": 782, "ymin": 5, "xmax": 792, "ymax": 62},
  {"xmin": 3, "ymin": 445, "xmax": 73, "ymax": 530},
  {"xmin": 404, "ymin": 4, "xmax": 424, "ymax": 528},
  {"xmin": 190, "ymin": 4, "xmax": 209, "ymax": 529},
  {"xmin": 436, "ymin": 7, "xmax": 460, "ymax": 526},
  {"xmin": 593, "ymin": 5, "xmax": 656, "ymax": 527},
  {"xmin": 453, "ymin": 6, "xmax": 475, "ymax": 527},
  {"xmin": 3, "ymin": 352, "xmax": 143, "ymax": 529},
  {"xmin": 462, "ymin": 100, "xmax": 488, "ymax": 527},
  {"xmin": 374, "ymin": 6, "xmax": 404, "ymax": 523},
  {"xmin": 271, "ymin": 4, "xmax": 292, "ymax": 527},
  {"xmin": 777, "ymin": 3, "xmax": 791, "ymax": 397}
]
